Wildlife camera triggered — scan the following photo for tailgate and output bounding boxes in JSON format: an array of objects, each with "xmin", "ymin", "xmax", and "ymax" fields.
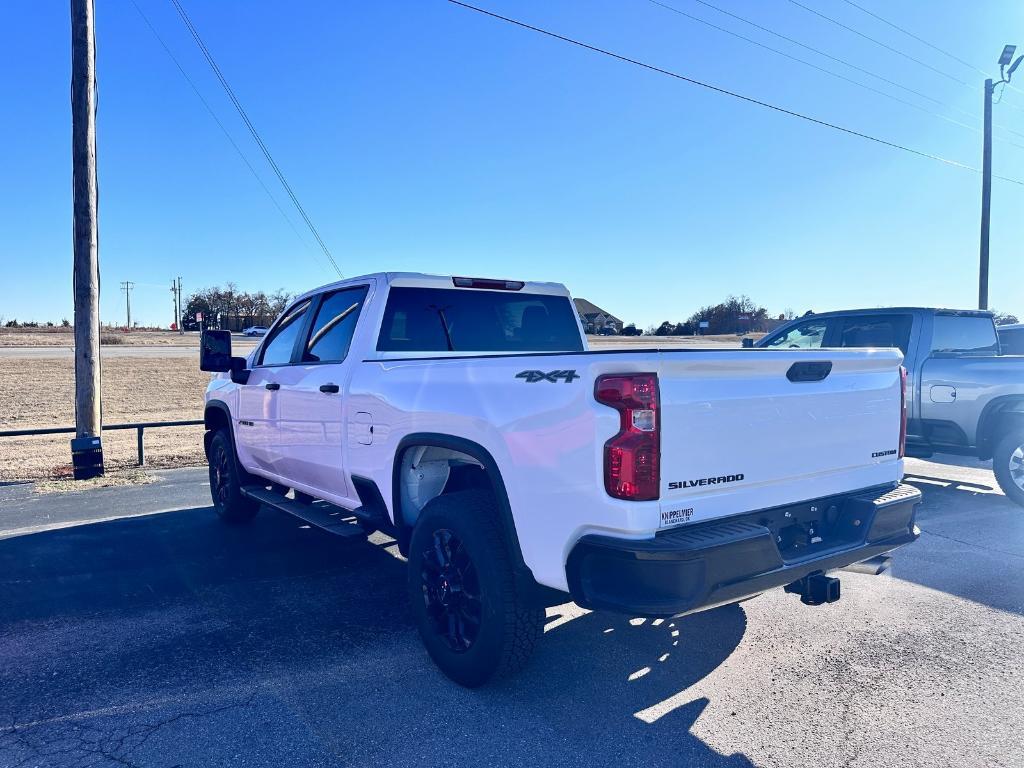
[{"xmin": 656, "ymin": 349, "xmax": 903, "ymax": 527}]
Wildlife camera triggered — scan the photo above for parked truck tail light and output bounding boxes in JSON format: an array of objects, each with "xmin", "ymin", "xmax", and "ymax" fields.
[
  {"xmin": 899, "ymin": 365, "xmax": 908, "ymax": 459},
  {"xmin": 595, "ymin": 373, "xmax": 660, "ymax": 501}
]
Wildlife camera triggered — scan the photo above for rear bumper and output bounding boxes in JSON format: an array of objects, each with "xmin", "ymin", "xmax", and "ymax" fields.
[{"xmin": 565, "ymin": 483, "xmax": 921, "ymax": 616}]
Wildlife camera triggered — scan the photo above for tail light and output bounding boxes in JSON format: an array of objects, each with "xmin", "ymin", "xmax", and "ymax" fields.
[
  {"xmin": 898, "ymin": 365, "xmax": 908, "ymax": 459},
  {"xmin": 595, "ymin": 373, "xmax": 660, "ymax": 500}
]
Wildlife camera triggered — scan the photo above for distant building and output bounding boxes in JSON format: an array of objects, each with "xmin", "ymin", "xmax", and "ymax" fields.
[{"xmin": 574, "ymin": 298, "xmax": 623, "ymax": 334}]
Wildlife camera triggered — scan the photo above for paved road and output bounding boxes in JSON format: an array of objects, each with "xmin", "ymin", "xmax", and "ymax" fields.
[
  {"xmin": 0, "ymin": 341, "xmax": 258, "ymax": 360},
  {"xmin": 0, "ymin": 459, "xmax": 1021, "ymax": 767}
]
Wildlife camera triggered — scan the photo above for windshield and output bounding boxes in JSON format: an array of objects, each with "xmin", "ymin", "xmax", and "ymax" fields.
[{"xmin": 377, "ymin": 287, "xmax": 584, "ymax": 353}]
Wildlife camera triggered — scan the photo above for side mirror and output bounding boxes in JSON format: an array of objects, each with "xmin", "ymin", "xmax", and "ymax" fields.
[
  {"xmin": 200, "ymin": 330, "xmax": 232, "ymax": 371},
  {"xmin": 200, "ymin": 330, "xmax": 251, "ymax": 383},
  {"xmin": 742, "ymin": 337, "xmax": 754, "ymax": 348}
]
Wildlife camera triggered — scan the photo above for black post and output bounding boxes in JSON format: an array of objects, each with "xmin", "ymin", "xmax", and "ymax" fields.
[{"xmin": 979, "ymin": 78, "xmax": 993, "ymax": 311}]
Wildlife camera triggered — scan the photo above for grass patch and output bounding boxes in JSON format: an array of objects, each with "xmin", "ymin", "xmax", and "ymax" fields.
[{"xmin": 33, "ymin": 468, "xmax": 159, "ymax": 495}]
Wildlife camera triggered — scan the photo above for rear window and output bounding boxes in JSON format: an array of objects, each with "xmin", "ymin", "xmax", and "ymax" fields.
[
  {"xmin": 931, "ymin": 315, "xmax": 999, "ymax": 355},
  {"xmin": 377, "ymin": 287, "xmax": 584, "ymax": 353}
]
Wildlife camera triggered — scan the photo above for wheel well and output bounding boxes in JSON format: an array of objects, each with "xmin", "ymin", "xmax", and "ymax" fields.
[
  {"xmin": 203, "ymin": 402, "xmax": 232, "ymax": 458},
  {"xmin": 977, "ymin": 398, "xmax": 1024, "ymax": 459},
  {"xmin": 394, "ymin": 445, "xmax": 490, "ymax": 529}
]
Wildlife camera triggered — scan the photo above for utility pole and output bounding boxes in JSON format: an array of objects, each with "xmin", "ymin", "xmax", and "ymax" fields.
[
  {"xmin": 120, "ymin": 281, "xmax": 134, "ymax": 329},
  {"xmin": 979, "ymin": 45, "xmax": 1022, "ymax": 310},
  {"xmin": 70, "ymin": 0, "xmax": 103, "ymax": 479},
  {"xmin": 170, "ymin": 280, "xmax": 178, "ymax": 329},
  {"xmin": 177, "ymin": 276, "xmax": 184, "ymax": 334}
]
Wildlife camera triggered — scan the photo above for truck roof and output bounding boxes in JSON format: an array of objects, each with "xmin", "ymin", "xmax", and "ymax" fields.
[
  {"xmin": 796, "ymin": 307, "xmax": 994, "ymax": 319},
  {"xmin": 293, "ymin": 272, "xmax": 572, "ymax": 303}
]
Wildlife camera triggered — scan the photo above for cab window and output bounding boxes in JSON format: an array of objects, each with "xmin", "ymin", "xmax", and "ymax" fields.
[
  {"xmin": 765, "ymin": 319, "xmax": 828, "ymax": 349},
  {"xmin": 930, "ymin": 315, "xmax": 998, "ymax": 356},
  {"xmin": 1000, "ymin": 327, "xmax": 1024, "ymax": 355},
  {"xmin": 258, "ymin": 299, "xmax": 311, "ymax": 366},
  {"xmin": 836, "ymin": 315, "xmax": 912, "ymax": 355},
  {"xmin": 303, "ymin": 286, "xmax": 369, "ymax": 363}
]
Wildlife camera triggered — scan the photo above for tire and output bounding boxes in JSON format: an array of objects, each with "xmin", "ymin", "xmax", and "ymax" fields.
[
  {"xmin": 407, "ymin": 490, "xmax": 544, "ymax": 687},
  {"xmin": 993, "ymin": 429, "xmax": 1024, "ymax": 507},
  {"xmin": 208, "ymin": 429, "xmax": 259, "ymax": 523}
]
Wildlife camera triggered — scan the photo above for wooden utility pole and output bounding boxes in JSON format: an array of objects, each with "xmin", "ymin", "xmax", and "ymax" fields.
[
  {"xmin": 177, "ymin": 276, "xmax": 184, "ymax": 334},
  {"xmin": 71, "ymin": 0, "xmax": 104, "ymax": 478},
  {"xmin": 120, "ymin": 280, "xmax": 134, "ymax": 329},
  {"xmin": 978, "ymin": 78, "xmax": 993, "ymax": 311}
]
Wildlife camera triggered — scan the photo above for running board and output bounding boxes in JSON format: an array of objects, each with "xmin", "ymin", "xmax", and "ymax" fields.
[
  {"xmin": 241, "ymin": 485, "xmax": 366, "ymax": 539},
  {"xmin": 841, "ymin": 554, "xmax": 893, "ymax": 576}
]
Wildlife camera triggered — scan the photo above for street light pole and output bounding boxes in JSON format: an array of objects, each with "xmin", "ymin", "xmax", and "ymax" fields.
[
  {"xmin": 978, "ymin": 78, "xmax": 993, "ymax": 311},
  {"xmin": 979, "ymin": 45, "xmax": 1022, "ymax": 311}
]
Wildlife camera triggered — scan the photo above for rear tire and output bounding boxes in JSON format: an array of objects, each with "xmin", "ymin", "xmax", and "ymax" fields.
[
  {"xmin": 993, "ymin": 429, "xmax": 1024, "ymax": 507},
  {"xmin": 407, "ymin": 491, "xmax": 544, "ymax": 687},
  {"xmin": 208, "ymin": 429, "xmax": 259, "ymax": 523}
]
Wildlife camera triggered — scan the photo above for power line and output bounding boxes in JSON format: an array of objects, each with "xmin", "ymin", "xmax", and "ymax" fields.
[
  {"xmin": 837, "ymin": 0, "xmax": 987, "ymax": 78},
  {"xmin": 687, "ymin": 0, "xmax": 1024, "ymax": 125},
  {"xmin": 127, "ymin": 0, "xmax": 327, "ymax": 275},
  {"xmin": 687, "ymin": 0, "xmax": 948, "ymax": 108},
  {"xmin": 167, "ymin": 0, "xmax": 343, "ymax": 278},
  {"xmin": 837, "ymin": 0, "xmax": 1024, "ymax": 97},
  {"xmin": 642, "ymin": 0, "xmax": 1024, "ymax": 151},
  {"xmin": 446, "ymin": 1, "xmax": 1024, "ymax": 187},
  {"xmin": 786, "ymin": 0, "xmax": 972, "ymax": 88}
]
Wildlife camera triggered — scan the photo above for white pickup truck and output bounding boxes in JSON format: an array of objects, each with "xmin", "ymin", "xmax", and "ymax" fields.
[{"xmin": 199, "ymin": 272, "xmax": 921, "ymax": 686}]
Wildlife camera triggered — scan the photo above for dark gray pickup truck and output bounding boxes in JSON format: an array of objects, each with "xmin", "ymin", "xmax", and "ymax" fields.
[{"xmin": 758, "ymin": 308, "xmax": 1024, "ymax": 506}]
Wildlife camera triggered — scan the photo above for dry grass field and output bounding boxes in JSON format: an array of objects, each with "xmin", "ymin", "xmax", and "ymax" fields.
[
  {"xmin": 0, "ymin": 328, "xmax": 205, "ymax": 347},
  {"xmin": 0, "ymin": 357, "xmax": 210, "ymax": 481},
  {"xmin": 0, "ymin": 333, "xmax": 752, "ymax": 482}
]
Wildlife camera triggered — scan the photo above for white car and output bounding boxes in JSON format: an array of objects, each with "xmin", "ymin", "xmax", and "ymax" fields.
[
  {"xmin": 200, "ymin": 272, "xmax": 920, "ymax": 686},
  {"xmin": 241, "ymin": 326, "xmax": 268, "ymax": 337}
]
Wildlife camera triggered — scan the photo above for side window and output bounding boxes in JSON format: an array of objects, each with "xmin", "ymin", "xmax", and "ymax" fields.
[
  {"xmin": 930, "ymin": 315, "xmax": 999, "ymax": 355},
  {"xmin": 837, "ymin": 315, "xmax": 912, "ymax": 354},
  {"xmin": 303, "ymin": 286, "xmax": 369, "ymax": 363},
  {"xmin": 765, "ymin": 319, "xmax": 829, "ymax": 349},
  {"xmin": 1000, "ymin": 328, "xmax": 1024, "ymax": 355},
  {"xmin": 258, "ymin": 299, "xmax": 311, "ymax": 366}
]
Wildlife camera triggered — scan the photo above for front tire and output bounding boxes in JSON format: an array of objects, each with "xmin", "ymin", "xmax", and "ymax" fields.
[
  {"xmin": 208, "ymin": 430, "xmax": 259, "ymax": 523},
  {"xmin": 407, "ymin": 491, "xmax": 544, "ymax": 687},
  {"xmin": 993, "ymin": 429, "xmax": 1024, "ymax": 507}
]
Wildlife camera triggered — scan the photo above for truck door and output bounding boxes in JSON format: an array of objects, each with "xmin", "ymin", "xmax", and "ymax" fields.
[
  {"xmin": 235, "ymin": 299, "xmax": 313, "ymax": 475},
  {"xmin": 919, "ymin": 312, "xmax": 1000, "ymax": 448},
  {"xmin": 275, "ymin": 284, "xmax": 371, "ymax": 501}
]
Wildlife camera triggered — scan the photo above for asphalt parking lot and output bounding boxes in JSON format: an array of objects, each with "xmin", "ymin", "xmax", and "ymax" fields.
[{"xmin": 1, "ymin": 458, "xmax": 1022, "ymax": 768}]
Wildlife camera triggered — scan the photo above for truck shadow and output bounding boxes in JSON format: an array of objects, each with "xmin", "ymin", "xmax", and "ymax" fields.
[
  {"xmin": 897, "ymin": 471, "xmax": 1024, "ymax": 616},
  {"xmin": 0, "ymin": 507, "xmax": 755, "ymax": 767}
]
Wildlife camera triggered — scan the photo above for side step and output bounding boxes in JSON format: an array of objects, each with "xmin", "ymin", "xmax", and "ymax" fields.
[
  {"xmin": 841, "ymin": 554, "xmax": 893, "ymax": 576},
  {"xmin": 241, "ymin": 485, "xmax": 366, "ymax": 539}
]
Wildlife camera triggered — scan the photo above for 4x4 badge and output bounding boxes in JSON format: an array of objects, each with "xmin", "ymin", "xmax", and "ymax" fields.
[{"xmin": 516, "ymin": 369, "xmax": 580, "ymax": 384}]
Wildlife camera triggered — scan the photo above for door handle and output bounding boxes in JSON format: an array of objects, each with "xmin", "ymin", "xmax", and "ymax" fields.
[
  {"xmin": 265, "ymin": 382, "xmax": 280, "ymax": 391},
  {"xmin": 319, "ymin": 383, "xmax": 340, "ymax": 394}
]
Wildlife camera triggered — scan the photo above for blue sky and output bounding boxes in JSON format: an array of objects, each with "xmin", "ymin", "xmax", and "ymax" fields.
[{"xmin": 2, "ymin": 0, "xmax": 1022, "ymax": 329}]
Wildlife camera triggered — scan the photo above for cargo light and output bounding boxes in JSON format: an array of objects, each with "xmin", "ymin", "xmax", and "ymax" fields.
[
  {"xmin": 452, "ymin": 277, "xmax": 525, "ymax": 291},
  {"xmin": 898, "ymin": 365, "xmax": 908, "ymax": 459},
  {"xmin": 595, "ymin": 373, "xmax": 660, "ymax": 501}
]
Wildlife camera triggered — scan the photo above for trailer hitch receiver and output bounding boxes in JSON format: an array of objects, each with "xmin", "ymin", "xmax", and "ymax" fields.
[{"xmin": 784, "ymin": 572, "xmax": 840, "ymax": 606}]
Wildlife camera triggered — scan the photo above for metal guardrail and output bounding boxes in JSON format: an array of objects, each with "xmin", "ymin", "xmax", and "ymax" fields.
[{"xmin": 0, "ymin": 420, "xmax": 204, "ymax": 466}]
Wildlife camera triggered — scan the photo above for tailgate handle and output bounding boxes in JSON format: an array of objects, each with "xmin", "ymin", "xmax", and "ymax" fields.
[{"xmin": 786, "ymin": 361, "xmax": 832, "ymax": 382}]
